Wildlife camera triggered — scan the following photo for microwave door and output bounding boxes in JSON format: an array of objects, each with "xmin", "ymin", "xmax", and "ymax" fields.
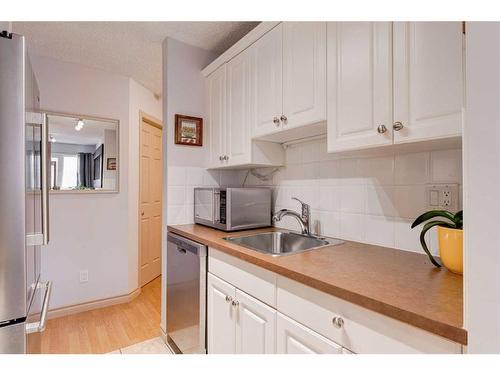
[{"xmin": 194, "ymin": 189, "xmax": 214, "ymax": 224}]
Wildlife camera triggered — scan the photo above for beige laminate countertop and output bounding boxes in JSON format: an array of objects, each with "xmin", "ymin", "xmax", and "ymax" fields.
[{"xmin": 167, "ymin": 224, "xmax": 466, "ymax": 345}]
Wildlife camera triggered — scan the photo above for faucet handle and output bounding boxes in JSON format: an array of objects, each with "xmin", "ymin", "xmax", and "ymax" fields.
[{"xmin": 292, "ymin": 197, "xmax": 310, "ymax": 216}]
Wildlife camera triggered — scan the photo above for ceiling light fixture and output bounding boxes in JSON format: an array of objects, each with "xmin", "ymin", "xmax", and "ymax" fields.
[{"xmin": 75, "ymin": 119, "xmax": 84, "ymax": 131}]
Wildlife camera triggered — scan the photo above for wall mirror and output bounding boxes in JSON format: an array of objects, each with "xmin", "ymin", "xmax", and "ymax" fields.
[{"xmin": 47, "ymin": 112, "xmax": 119, "ymax": 193}]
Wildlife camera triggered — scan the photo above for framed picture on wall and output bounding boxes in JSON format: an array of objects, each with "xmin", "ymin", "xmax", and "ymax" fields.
[
  {"xmin": 174, "ymin": 114, "xmax": 203, "ymax": 146},
  {"xmin": 107, "ymin": 158, "xmax": 116, "ymax": 170}
]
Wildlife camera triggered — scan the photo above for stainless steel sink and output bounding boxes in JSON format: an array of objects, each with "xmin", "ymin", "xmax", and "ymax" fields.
[{"xmin": 223, "ymin": 231, "xmax": 344, "ymax": 256}]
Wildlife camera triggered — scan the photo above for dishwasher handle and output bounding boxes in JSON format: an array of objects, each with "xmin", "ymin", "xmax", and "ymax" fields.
[{"xmin": 167, "ymin": 232, "xmax": 207, "ymax": 257}]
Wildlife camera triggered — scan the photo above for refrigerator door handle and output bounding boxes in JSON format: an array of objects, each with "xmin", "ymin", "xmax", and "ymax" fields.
[
  {"xmin": 40, "ymin": 113, "xmax": 49, "ymax": 245},
  {"xmin": 25, "ymin": 281, "xmax": 52, "ymax": 334}
]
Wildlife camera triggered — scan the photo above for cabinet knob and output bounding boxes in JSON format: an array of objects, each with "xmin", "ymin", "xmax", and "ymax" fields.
[
  {"xmin": 377, "ymin": 124, "xmax": 387, "ymax": 134},
  {"xmin": 332, "ymin": 316, "xmax": 344, "ymax": 329},
  {"xmin": 393, "ymin": 121, "xmax": 404, "ymax": 131},
  {"xmin": 280, "ymin": 115, "xmax": 288, "ymax": 124},
  {"xmin": 225, "ymin": 295, "xmax": 233, "ymax": 303},
  {"xmin": 231, "ymin": 300, "xmax": 239, "ymax": 307},
  {"xmin": 273, "ymin": 117, "xmax": 280, "ymax": 126}
]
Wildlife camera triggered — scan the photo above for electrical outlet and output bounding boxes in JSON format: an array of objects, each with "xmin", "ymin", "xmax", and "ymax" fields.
[
  {"xmin": 79, "ymin": 270, "xmax": 88, "ymax": 283},
  {"xmin": 425, "ymin": 184, "xmax": 459, "ymax": 211}
]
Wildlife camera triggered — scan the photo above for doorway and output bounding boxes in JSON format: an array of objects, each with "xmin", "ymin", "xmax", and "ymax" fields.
[{"xmin": 139, "ymin": 111, "xmax": 163, "ymax": 287}]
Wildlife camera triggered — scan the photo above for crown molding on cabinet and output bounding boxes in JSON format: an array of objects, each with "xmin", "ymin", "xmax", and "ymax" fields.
[{"xmin": 201, "ymin": 22, "xmax": 281, "ymax": 77}]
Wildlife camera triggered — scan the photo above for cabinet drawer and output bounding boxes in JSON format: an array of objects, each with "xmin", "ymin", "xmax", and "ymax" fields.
[
  {"xmin": 277, "ymin": 276, "xmax": 462, "ymax": 354},
  {"xmin": 277, "ymin": 313, "xmax": 342, "ymax": 354},
  {"xmin": 208, "ymin": 248, "xmax": 277, "ymax": 307}
]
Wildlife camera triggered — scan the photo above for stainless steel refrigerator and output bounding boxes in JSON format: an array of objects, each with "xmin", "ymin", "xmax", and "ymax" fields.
[{"xmin": 0, "ymin": 30, "xmax": 52, "ymax": 354}]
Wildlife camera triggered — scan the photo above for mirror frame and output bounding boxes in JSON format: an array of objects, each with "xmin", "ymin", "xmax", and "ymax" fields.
[{"xmin": 45, "ymin": 110, "xmax": 120, "ymax": 194}]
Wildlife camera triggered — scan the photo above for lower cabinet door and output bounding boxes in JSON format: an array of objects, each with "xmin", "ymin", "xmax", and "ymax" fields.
[
  {"xmin": 277, "ymin": 313, "xmax": 342, "ymax": 354},
  {"xmin": 235, "ymin": 289, "xmax": 276, "ymax": 354},
  {"xmin": 207, "ymin": 273, "xmax": 236, "ymax": 354}
]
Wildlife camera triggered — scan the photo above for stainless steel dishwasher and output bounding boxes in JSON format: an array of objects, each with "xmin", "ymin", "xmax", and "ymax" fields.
[{"xmin": 166, "ymin": 232, "xmax": 207, "ymax": 354}]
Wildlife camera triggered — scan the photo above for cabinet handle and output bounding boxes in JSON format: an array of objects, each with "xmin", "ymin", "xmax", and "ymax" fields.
[
  {"xmin": 393, "ymin": 121, "xmax": 404, "ymax": 131},
  {"xmin": 332, "ymin": 316, "xmax": 344, "ymax": 329},
  {"xmin": 223, "ymin": 155, "xmax": 229, "ymax": 161},
  {"xmin": 219, "ymin": 156, "xmax": 223, "ymax": 161},
  {"xmin": 273, "ymin": 117, "xmax": 280, "ymax": 127},
  {"xmin": 377, "ymin": 124, "xmax": 387, "ymax": 134},
  {"xmin": 280, "ymin": 115, "xmax": 287, "ymax": 124},
  {"xmin": 225, "ymin": 295, "xmax": 233, "ymax": 303},
  {"xmin": 231, "ymin": 300, "xmax": 239, "ymax": 307}
]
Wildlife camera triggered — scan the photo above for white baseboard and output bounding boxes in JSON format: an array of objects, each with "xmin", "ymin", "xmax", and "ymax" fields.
[{"xmin": 47, "ymin": 288, "xmax": 141, "ymax": 319}]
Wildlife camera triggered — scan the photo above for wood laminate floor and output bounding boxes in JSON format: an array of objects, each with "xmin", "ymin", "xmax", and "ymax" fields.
[{"xmin": 41, "ymin": 276, "xmax": 161, "ymax": 354}]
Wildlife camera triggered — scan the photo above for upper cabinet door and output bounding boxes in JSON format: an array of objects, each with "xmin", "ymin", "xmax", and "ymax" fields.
[
  {"xmin": 393, "ymin": 22, "xmax": 464, "ymax": 144},
  {"xmin": 208, "ymin": 65, "xmax": 227, "ymax": 167},
  {"xmin": 207, "ymin": 273, "xmax": 236, "ymax": 354},
  {"xmin": 252, "ymin": 24, "xmax": 283, "ymax": 138},
  {"xmin": 327, "ymin": 22, "xmax": 393, "ymax": 153},
  {"xmin": 235, "ymin": 289, "xmax": 276, "ymax": 354},
  {"xmin": 283, "ymin": 22, "xmax": 326, "ymax": 129},
  {"xmin": 226, "ymin": 49, "xmax": 253, "ymax": 166}
]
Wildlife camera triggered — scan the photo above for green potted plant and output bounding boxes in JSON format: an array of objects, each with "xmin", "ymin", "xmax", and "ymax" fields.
[{"xmin": 411, "ymin": 210, "xmax": 463, "ymax": 274}]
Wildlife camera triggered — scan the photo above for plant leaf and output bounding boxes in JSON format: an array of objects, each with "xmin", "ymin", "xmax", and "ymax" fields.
[
  {"xmin": 419, "ymin": 221, "xmax": 454, "ymax": 268},
  {"xmin": 453, "ymin": 211, "xmax": 463, "ymax": 229},
  {"xmin": 411, "ymin": 210, "xmax": 455, "ymax": 229}
]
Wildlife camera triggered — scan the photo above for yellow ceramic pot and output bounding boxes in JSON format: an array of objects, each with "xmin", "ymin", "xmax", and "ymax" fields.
[{"xmin": 437, "ymin": 226, "xmax": 463, "ymax": 274}]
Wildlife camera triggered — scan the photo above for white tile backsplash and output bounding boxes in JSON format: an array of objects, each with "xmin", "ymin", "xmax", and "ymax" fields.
[
  {"xmin": 244, "ymin": 138, "xmax": 462, "ymax": 256},
  {"xmin": 167, "ymin": 138, "xmax": 462, "ymax": 255}
]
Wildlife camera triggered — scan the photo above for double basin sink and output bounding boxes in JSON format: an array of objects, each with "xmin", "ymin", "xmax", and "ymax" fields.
[{"xmin": 224, "ymin": 231, "xmax": 344, "ymax": 257}]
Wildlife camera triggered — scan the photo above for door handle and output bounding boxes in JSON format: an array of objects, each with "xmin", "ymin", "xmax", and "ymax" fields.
[
  {"xmin": 40, "ymin": 113, "xmax": 50, "ymax": 245},
  {"xmin": 26, "ymin": 281, "xmax": 52, "ymax": 334}
]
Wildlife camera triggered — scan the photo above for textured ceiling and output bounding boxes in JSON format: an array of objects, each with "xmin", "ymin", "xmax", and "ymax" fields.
[{"xmin": 12, "ymin": 22, "xmax": 259, "ymax": 95}]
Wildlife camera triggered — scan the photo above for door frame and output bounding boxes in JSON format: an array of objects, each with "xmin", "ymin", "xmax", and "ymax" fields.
[{"xmin": 138, "ymin": 110, "xmax": 163, "ymax": 287}]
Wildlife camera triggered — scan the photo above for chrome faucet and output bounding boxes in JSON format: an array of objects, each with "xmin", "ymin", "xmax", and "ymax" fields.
[{"xmin": 272, "ymin": 197, "xmax": 311, "ymax": 235}]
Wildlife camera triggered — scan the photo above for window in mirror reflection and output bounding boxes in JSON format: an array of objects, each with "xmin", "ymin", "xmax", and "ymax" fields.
[{"xmin": 47, "ymin": 113, "xmax": 119, "ymax": 192}]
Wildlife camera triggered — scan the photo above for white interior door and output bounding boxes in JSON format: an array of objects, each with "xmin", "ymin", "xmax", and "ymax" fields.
[
  {"xmin": 252, "ymin": 23, "xmax": 283, "ymax": 138},
  {"xmin": 208, "ymin": 65, "xmax": 226, "ymax": 167},
  {"xmin": 276, "ymin": 313, "xmax": 342, "ymax": 354},
  {"xmin": 235, "ymin": 289, "xmax": 276, "ymax": 354},
  {"xmin": 283, "ymin": 22, "xmax": 326, "ymax": 129},
  {"xmin": 226, "ymin": 48, "xmax": 252, "ymax": 166},
  {"xmin": 327, "ymin": 22, "xmax": 393, "ymax": 153},
  {"xmin": 393, "ymin": 22, "xmax": 463, "ymax": 143},
  {"xmin": 207, "ymin": 273, "xmax": 236, "ymax": 354}
]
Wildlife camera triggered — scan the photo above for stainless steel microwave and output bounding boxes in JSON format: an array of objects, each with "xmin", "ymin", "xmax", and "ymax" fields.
[{"xmin": 194, "ymin": 187, "xmax": 272, "ymax": 231}]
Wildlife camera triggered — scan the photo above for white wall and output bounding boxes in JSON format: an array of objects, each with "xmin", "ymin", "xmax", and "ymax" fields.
[
  {"xmin": 464, "ymin": 22, "xmax": 500, "ymax": 353},
  {"xmin": 161, "ymin": 37, "xmax": 216, "ymax": 331},
  {"xmin": 128, "ymin": 79, "xmax": 162, "ymax": 292},
  {"xmin": 31, "ymin": 54, "xmax": 161, "ymax": 309},
  {"xmin": 163, "ymin": 37, "xmax": 216, "ymax": 168},
  {"xmin": 0, "ymin": 22, "xmax": 11, "ymax": 33}
]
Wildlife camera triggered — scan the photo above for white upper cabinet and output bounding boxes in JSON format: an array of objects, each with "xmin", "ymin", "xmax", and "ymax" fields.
[
  {"xmin": 282, "ymin": 22, "xmax": 326, "ymax": 130},
  {"xmin": 327, "ymin": 22, "xmax": 393, "ymax": 152},
  {"xmin": 208, "ymin": 65, "xmax": 226, "ymax": 167},
  {"xmin": 393, "ymin": 22, "xmax": 464, "ymax": 144},
  {"xmin": 208, "ymin": 51, "xmax": 284, "ymax": 169},
  {"xmin": 253, "ymin": 24, "xmax": 283, "ymax": 138},
  {"xmin": 226, "ymin": 48, "xmax": 253, "ymax": 165},
  {"xmin": 251, "ymin": 22, "xmax": 327, "ymax": 141},
  {"xmin": 327, "ymin": 21, "xmax": 464, "ymax": 153}
]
